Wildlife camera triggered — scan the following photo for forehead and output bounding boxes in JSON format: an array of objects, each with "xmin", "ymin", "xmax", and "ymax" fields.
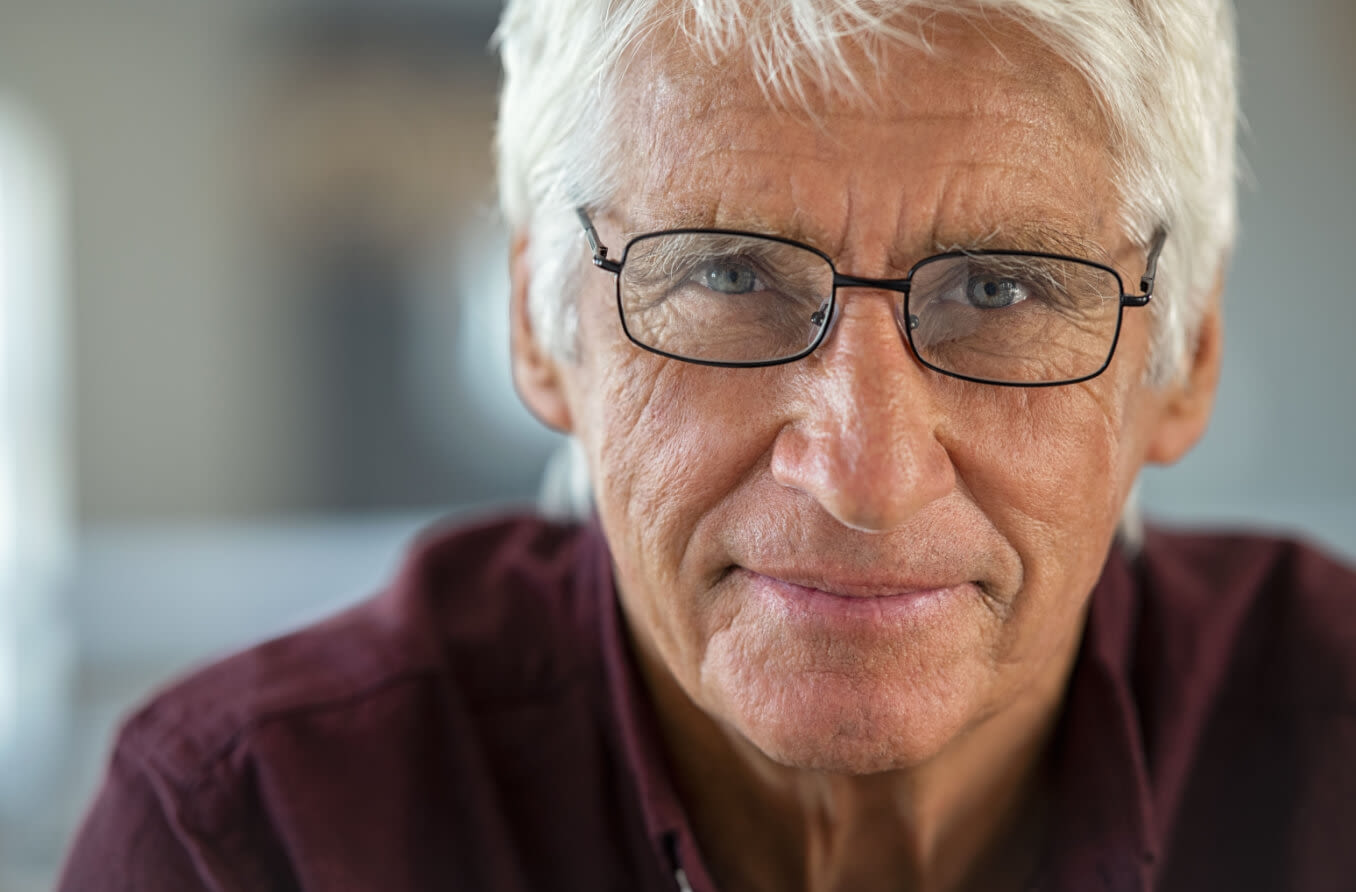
[{"xmin": 609, "ymin": 14, "xmax": 1121, "ymax": 262}]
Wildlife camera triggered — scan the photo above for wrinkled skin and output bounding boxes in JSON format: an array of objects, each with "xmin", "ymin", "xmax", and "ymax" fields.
[{"xmin": 512, "ymin": 15, "xmax": 1219, "ymax": 890}]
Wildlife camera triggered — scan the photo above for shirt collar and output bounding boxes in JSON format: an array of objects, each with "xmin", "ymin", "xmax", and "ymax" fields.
[
  {"xmin": 1045, "ymin": 542, "xmax": 1161, "ymax": 891},
  {"xmin": 588, "ymin": 516, "xmax": 719, "ymax": 888}
]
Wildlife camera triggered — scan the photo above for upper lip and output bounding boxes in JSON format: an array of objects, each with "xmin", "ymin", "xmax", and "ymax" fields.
[{"xmin": 739, "ymin": 567, "xmax": 970, "ymax": 599}]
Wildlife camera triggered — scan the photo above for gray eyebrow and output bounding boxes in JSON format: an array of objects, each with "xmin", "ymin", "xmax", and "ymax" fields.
[
  {"xmin": 932, "ymin": 221, "xmax": 1109, "ymax": 263},
  {"xmin": 623, "ymin": 232, "xmax": 773, "ymax": 281},
  {"xmin": 622, "ymin": 215, "xmax": 1113, "ymax": 273},
  {"xmin": 624, "ymin": 230, "xmax": 818, "ymax": 279}
]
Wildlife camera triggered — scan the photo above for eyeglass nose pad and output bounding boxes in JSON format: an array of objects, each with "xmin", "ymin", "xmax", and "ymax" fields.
[
  {"xmin": 809, "ymin": 304, "xmax": 829, "ymax": 328},
  {"xmin": 890, "ymin": 297, "xmax": 921, "ymax": 336}
]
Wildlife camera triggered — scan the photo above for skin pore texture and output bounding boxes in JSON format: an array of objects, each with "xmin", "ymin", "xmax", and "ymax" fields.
[{"xmin": 511, "ymin": 14, "xmax": 1221, "ymax": 892}]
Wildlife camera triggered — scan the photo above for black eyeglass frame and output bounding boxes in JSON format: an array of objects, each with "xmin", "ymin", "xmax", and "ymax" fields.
[{"xmin": 577, "ymin": 208, "xmax": 1167, "ymax": 388}]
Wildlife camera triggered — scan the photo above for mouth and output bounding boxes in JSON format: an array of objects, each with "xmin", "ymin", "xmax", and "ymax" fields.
[
  {"xmin": 741, "ymin": 566, "xmax": 967, "ymax": 599},
  {"xmin": 735, "ymin": 568, "xmax": 977, "ymax": 623}
]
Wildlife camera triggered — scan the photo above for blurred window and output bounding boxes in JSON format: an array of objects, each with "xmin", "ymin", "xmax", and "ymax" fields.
[{"xmin": 0, "ymin": 94, "xmax": 71, "ymax": 812}]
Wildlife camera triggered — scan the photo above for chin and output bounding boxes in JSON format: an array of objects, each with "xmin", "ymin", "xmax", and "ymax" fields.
[
  {"xmin": 709, "ymin": 668, "xmax": 975, "ymax": 776},
  {"xmin": 756, "ymin": 734, "xmax": 929, "ymax": 776}
]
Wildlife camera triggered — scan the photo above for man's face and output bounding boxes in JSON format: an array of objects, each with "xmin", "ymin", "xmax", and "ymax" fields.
[{"xmin": 519, "ymin": 20, "xmax": 1208, "ymax": 773}]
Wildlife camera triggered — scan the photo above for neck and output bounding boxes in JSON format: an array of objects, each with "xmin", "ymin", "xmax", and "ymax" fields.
[{"xmin": 637, "ymin": 647, "xmax": 1069, "ymax": 892}]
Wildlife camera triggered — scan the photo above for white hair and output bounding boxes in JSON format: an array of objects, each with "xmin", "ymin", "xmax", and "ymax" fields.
[{"xmin": 495, "ymin": 0, "xmax": 1239, "ymax": 519}]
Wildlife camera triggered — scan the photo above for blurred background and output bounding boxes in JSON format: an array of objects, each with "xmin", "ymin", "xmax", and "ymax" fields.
[{"xmin": 0, "ymin": 0, "xmax": 1351, "ymax": 887}]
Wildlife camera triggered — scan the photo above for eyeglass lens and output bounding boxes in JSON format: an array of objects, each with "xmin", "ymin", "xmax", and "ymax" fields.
[{"xmin": 617, "ymin": 231, "xmax": 1124, "ymax": 384}]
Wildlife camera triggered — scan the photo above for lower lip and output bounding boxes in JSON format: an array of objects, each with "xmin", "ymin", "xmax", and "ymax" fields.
[{"xmin": 739, "ymin": 570, "xmax": 966, "ymax": 625}]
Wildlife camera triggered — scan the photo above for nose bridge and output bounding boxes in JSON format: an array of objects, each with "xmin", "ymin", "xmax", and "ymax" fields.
[
  {"xmin": 771, "ymin": 291, "xmax": 954, "ymax": 533},
  {"xmin": 824, "ymin": 281, "xmax": 910, "ymax": 366},
  {"xmin": 818, "ymin": 288, "xmax": 937, "ymax": 451},
  {"xmin": 824, "ymin": 275, "xmax": 914, "ymax": 353}
]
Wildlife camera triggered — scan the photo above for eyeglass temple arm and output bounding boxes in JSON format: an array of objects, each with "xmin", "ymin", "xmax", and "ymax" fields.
[
  {"xmin": 577, "ymin": 208, "xmax": 622, "ymax": 273},
  {"xmin": 1123, "ymin": 228, "xmax": 1168, "ymax": 307}
]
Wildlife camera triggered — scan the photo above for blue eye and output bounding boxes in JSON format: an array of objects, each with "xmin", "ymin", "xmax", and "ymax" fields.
[
  {"xmin": 966, "ymin": 275, "xmax": 1029, "ymax": 308},
  {"xmin": 701, "ymin": 262, "xmax": 760, "ymax": 294}
]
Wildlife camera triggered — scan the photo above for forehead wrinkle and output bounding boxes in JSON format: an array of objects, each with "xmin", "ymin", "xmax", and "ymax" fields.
[
  {"xmin": 619, "ymin": 60, "xmax": 1119, "ymax": 275},
  {"xmin": 622, "ymin": 66, "xmax": 1109, "ymax": 261},
  {"xmin": 629, "ymin": 133, "xmax": 1111, "ymax": 268},
  {"xmin": 659, "ymin": 104, "xmax": 1063, "ymax": 174}
]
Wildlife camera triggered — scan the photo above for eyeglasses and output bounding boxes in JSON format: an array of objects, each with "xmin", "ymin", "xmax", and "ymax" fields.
[{"xmin": 578, "ymin": 209, "xmax": 1166, "ymax": 387}]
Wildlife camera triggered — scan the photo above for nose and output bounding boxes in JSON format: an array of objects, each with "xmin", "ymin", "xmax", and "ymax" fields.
[{"xmin": 770, "ymin": 293, "xmax": 954, "ymax": 533}]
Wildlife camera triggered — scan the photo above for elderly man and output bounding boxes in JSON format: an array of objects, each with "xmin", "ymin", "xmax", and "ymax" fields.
[{"xmin": 62, "ymin": 1, "xmax": 1355, "ymax": 890}]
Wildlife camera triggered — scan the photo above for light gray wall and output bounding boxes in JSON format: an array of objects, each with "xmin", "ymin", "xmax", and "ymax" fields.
[
  {"xmin": 0, "ymin": 3, "xmax": 558, "ymax": 524},
  {"xmin": 0, "ymin": 6, "xmax": 300, "ymax": 521}
]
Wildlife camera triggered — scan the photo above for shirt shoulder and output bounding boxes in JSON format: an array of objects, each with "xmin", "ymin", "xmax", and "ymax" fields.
[
  {"xmin": 116, "ymin": 512, "xmax": 603, "ymax": 790},
  {"xmin": 62, "ymin": 513, "xmax": 653, "ymax": 890},
  {"xmin": 1135, "ymin": 528, "xmax": 1356, "ymax": 711},
  {"xmin": 1131, "ymin": 528, "xmax": 1356, "ymax": 888}
]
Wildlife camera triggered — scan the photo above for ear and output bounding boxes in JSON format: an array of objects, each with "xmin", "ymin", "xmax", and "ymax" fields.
[
  {"xmin": 510, "ymin": 230, "xmax": 574, "ymax": 433},
  {"xmin": 1144, "ymin": 277, "xmax": 1224, "ymax": 465}
]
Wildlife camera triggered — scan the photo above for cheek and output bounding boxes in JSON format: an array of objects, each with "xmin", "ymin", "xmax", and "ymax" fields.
[
  {"xmin": 939, "ymin": 380, "xmax": 1133, "ymax": 654},
  {"xmin": 571, "ymin": 340, "xmax": 785, "ymax": 649},
  {"xmin": 946, "ymin": 383, "xmax": 1124, "ymax": 525},
  {"xmin": 593, "ymin": 360, "xmax": 762, "ymax": 524}
]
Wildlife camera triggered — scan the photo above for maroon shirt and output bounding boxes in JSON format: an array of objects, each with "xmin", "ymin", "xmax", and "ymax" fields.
[{"xmin": 59, "ymin": 514, "xmax": 1356, "ymax": 891}]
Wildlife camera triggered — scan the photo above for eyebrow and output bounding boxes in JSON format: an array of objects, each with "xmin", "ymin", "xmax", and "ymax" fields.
[
  {"xmin": 621, "ymin": 206, "xmax": 1113, "ymax": 266},
  {"xmin": 624, "ymin": 204, "xmax": 808, "ymax": 242},
  {"xmin": 931, "ymin": 220, "xmax": 1111, "ymax": 263}
]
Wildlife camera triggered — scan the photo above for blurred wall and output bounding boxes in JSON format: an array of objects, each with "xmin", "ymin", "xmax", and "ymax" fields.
[
  {"xmin": 0, "ymin": 1, "xmax": 558, "ymax": 525},
  {"xmin": 0, "ymin": 5, "xmax": 281, "ymax": 521}
]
